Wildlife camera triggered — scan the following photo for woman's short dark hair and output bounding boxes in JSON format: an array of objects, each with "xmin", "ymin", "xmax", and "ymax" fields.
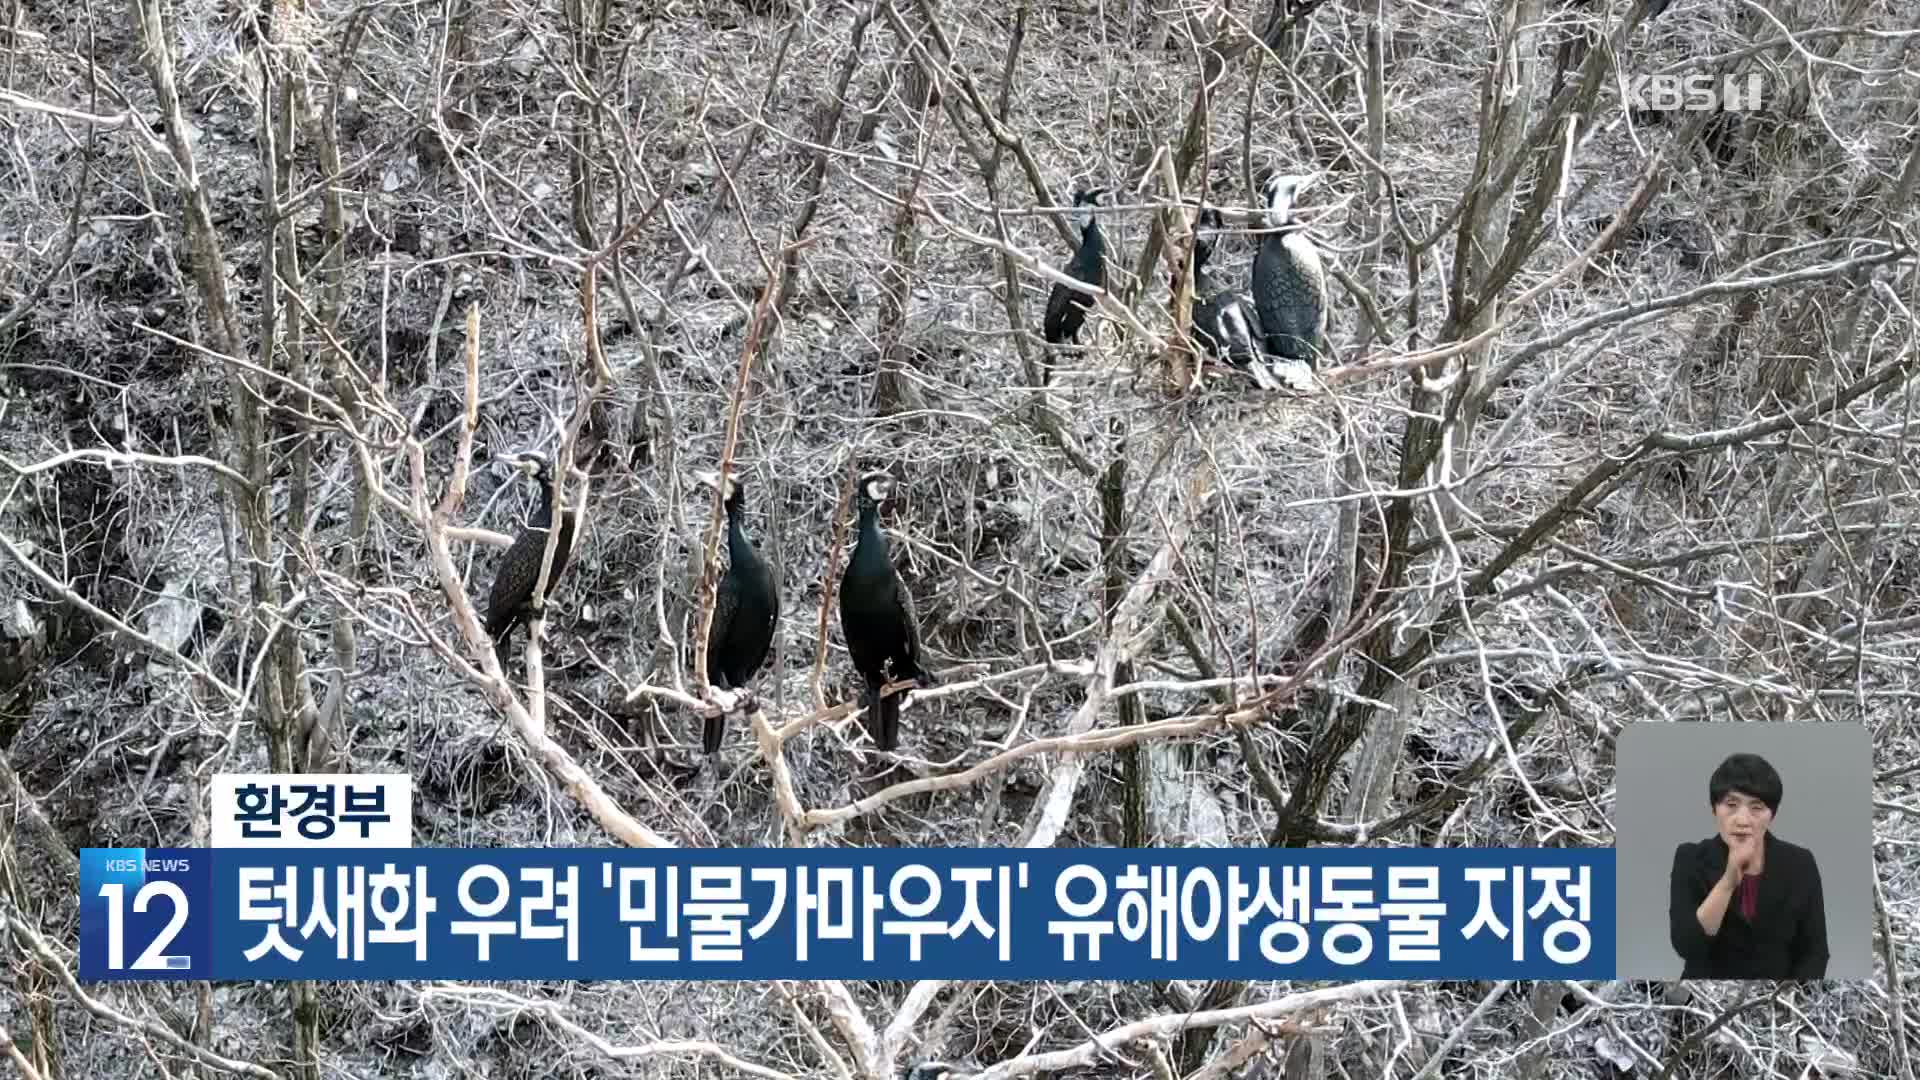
[{"xmin": 1709, "ymin": 753, "xmax": 1783, "ymax": 815}]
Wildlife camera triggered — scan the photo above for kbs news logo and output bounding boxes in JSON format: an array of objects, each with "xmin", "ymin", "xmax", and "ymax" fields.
[{"xmin": 1622, "ymin": 73, "xmax": 1765, "ymax": 113}]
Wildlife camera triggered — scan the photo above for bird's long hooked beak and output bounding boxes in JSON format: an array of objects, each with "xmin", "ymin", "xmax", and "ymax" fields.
[{"xmin": 692, "ymin": 469, "xmax": 720, "ymax": 489}]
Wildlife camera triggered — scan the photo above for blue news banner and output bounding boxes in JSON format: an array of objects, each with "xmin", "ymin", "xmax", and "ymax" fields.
[{"xmin": 80, "ymin": 848, "xmax": 1615, "ymax": 982}]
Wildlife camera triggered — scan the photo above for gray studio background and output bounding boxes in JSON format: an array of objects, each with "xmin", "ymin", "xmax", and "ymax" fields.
[{"xmin": 1614, "ymin": 722, "xmax": 1872, "ymax": 980}]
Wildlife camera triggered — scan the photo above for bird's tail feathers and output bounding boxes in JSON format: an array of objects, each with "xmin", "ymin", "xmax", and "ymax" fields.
[
  {"xmin": 866, "ymin": 682, "xmax": 901, "ymax": 752},
  {"xmin": 703, "ymin": 712, "xmax": 725, "ymax": 755}
]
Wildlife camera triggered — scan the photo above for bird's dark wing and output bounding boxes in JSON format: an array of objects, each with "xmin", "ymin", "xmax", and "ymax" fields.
[
  {"xmin": 763, "ymin": 573, "xmax": 783, "ymax": 641},
  {"xmin": 893, "ymin": 572, "xmax": 924, "ymax": 675},
  {"xmin": 1254, "ymin": 239, "xmax": 1328, "ymax": 362},
  {"xmin": 1069, "ymin": 242, "xmax": 1106, "ymax": 289},
  {"xmin": 1290, "ymin": 235, "xmax": 1330, "ymax": 339},
  {"xmin": 485, "ymin": 532, "xmax": 537, "ymax": 635},
  {"xmin": 708, "ymin": 570, "xmax": 742, "ymax": 677}
]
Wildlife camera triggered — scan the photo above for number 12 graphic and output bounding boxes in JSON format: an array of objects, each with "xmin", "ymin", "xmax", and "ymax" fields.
[
  {"xmin": 79, "ymin": 849, "xmax": 209, "ymax": 981},
  {"xmin": 96, "ymin": 881, "xmax": 191, "ymax": 970}
]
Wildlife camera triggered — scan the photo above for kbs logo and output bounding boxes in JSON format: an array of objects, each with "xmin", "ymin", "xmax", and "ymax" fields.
[{"xmin": 1623, "ymin": 73, "xmax": 1764, "ymax": 113}]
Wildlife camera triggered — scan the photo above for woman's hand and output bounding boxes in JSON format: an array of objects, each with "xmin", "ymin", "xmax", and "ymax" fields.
[{"xmin": 1723, "ymin": 834, "xmax": 1760, "ymax": 881}]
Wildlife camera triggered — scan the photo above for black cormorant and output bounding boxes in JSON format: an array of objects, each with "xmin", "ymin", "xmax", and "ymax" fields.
[
  {"xmin": 1251, "ymin": 173, "xmax": 1329, "ymax": 367},
  {"xmin": 1186, "ymin": 206, "xmax": 1261, "ymax": 365},
  {"xmin": 485, "ymin": 451, "xmax": 576, "ymax": 670},
  {"xmin": 837, "ymin": 472, "xmax": 932, "ymax": 752},
  {"xmin": 694, "ymin": 469, "xmax": 780, "ymax": 754},
  {"xmin": 1041, "ymin": 187, "xmax": 1110, "ymax": 382}
]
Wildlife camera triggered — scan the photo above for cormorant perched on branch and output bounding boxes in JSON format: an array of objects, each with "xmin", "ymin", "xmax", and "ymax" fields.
[
  {"xmin": 1041, "ymin": 187, "xmax": 1110, "ymax": 383},
  {"xmin": 1186, "ymin": 206, "xmax": 1261, "ymax": 365},
  {"xmin": 1252, "ymin": 173, "xmax": 1329, "ymax": 367},
  {"xmin": 485, "ymin": 451, "xmax": 576, "ymax": 670},
  {"xmin": 837, "ymin": 472, "xmax": 932, "ymax": 752},
  {"xmin": 695, "ymin": 469, "xmax": 780, "ymax": 754}
]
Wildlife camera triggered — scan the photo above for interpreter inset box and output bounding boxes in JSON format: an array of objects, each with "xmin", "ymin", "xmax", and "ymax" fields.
[{"xmin": 1614, "ymin": 722, "xmax": 1871, "ymax": 980}]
